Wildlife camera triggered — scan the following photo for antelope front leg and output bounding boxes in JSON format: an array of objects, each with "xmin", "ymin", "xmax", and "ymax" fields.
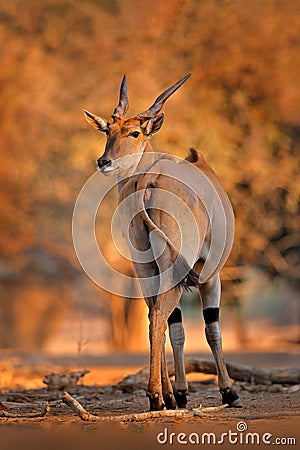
[
  {"xmin": 161, "ymin": 335, "xmax": 177, "ymax": 409},
  {"xmin": 200, "ymin": 275, "xmax": 243, "ymax": 408},
  {"xmin": 147, "ymin": 306, "xmax": 166, "ymax": 410},
  {"xmin": 147, "ymin": 286, "xmax": 183, "ymax": 411}
]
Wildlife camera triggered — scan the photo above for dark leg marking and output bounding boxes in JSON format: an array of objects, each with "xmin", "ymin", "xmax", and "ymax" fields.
[
  {"xmin": 168, "ymin": 307, "xmax": 182, "ymax": 325},
  {"xmin": 203, "ymin": 307, "xmax": 219, "ymax": 324}
]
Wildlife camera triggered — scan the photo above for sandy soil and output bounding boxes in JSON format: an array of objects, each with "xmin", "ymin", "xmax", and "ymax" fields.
[{"xmin": 0, "ymin": 352, "xmax": 299, "ymax": 449}]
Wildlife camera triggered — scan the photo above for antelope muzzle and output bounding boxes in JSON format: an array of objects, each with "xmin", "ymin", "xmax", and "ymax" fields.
[{"xmin": 97, "ymin": 157, "xmax": 112, "ymax": 170}]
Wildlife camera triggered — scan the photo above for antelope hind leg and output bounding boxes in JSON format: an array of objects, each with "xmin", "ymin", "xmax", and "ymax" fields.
[
  {"xmin": 168, "ymin": 307, "xmax": 188, "ymax": 408},
  {"xmin": 200, "ymin": 275, "xmax": 243, "ymax": 408}
]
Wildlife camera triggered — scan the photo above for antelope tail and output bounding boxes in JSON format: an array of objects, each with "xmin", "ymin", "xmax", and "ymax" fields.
[{"xmin": 136, "ymin": 172, "xmax": 201, "ymax": 290}]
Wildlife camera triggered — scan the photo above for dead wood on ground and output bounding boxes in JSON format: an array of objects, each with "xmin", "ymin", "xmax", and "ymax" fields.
[
  {"xmin": 0, "ymin": 405, "xmax": 50, "ymax": 419},
  {"xmin": 118, "ymin": 358, "xmax": 300, "ymax": 392},
  {"xmin": 62, "ymin": 391, "xmax": 228, "ymax": 422}
]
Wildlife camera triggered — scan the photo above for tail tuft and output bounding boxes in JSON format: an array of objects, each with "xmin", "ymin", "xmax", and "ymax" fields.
[{"xmin": 173, "ymin": 254, "xmax": 201, "ymax": 291}]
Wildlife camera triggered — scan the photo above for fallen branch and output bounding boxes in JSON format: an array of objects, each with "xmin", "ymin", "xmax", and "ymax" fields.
[
  {"xmin": 183, "ymin": 359, "xmax": 300, "ymax": 385},
  {"xmin": 62, "ymin": 392, "xmax": 228, "ymax": 422},
  {"xmin": 118, "ymin": 358, "xmax": 300, "ymax": 391},
  {"xmin": 0, "ymin": 405, "xmax": 50, "ymax": 419}
]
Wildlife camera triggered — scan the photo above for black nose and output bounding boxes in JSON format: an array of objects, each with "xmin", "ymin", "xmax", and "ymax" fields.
[{"xmin": 97, "ymin": 158, "xmax": 112, "ymax": 169}]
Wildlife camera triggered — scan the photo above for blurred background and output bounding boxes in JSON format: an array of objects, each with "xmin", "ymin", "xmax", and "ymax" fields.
[{"xmin": 0, "ymin": 0, "xmax": 299, "ymax": 361}]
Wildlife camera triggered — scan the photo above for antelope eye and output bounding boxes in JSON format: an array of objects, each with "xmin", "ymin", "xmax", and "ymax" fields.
[{"xmin": 130, "ymin": 131, "xmax": 140, "ymax": 138}]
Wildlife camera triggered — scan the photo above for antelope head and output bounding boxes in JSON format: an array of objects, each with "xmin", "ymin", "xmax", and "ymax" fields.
[{"xmin": 84, "ymin": 74, "xmax": 191, "ymax": 178}]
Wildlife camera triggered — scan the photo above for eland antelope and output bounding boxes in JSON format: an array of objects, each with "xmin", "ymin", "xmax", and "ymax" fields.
[{"xmin": 84, "ymin": 74, "xmax": 243, "ymax": 411}]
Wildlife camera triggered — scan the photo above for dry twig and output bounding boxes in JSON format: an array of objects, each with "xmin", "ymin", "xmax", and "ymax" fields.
[
  {"xmin": 62, "ymin": 392, "xmax": 228, "ymax": 422},
  {"xmin": 0, "ymin": 405, "xmax": 50, "ymax": 419}
]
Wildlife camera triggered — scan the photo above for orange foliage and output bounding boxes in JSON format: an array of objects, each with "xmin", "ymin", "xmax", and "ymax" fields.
[{"xmin": 0, "ymin": 0, "xmax": 299, "ymax": 283}]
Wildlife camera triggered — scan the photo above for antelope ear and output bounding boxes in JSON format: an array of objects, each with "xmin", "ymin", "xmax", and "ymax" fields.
[
  {"xmin": 83, "ymin": 110, "xmax": 108, "ymax": 133},
  {"xmin": 142, "ymin": 112, "xmax": 164, "ymax": 138}
]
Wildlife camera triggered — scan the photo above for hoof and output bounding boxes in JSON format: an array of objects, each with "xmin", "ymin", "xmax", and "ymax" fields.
[
  {"xmin": 163, "ymin": 392, "xmax": 177, "ymax": 410},
  {"xmin": 147, "ymin": 392, "xmax": 165, "ymax": 411},
  {"xmin": 174, "ymin": 389, "xmax": 188, "ymax": 408},
  {"xmin": 230, "ymin": 397, "xmax": 244, "ymax": 408},
  {"xmin": 220, "ymin": 387, "xmax": 243, "ymax": 408}
]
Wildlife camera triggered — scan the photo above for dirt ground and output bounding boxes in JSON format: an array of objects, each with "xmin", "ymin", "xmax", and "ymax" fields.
[{"xmin": 0, "ymin": 351, "xmax": 299, "ymax": 449}]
